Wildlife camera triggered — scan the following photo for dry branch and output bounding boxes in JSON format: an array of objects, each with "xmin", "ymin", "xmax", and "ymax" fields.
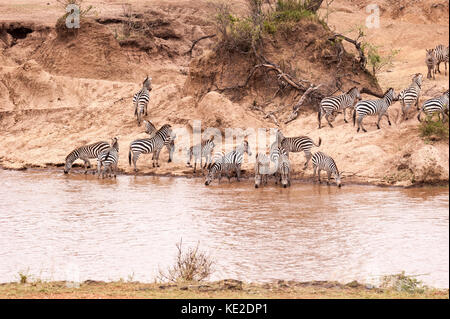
[
  {"xmin": 185, "ymin": 34, "xmax": 216, "ymax": 58},
  {"xmin": 285, "ymin": 84, "xmax": 324, "ymax": 124},
  {"xmin": 329, "ymin": 33, "xmax": 366, "ymax": 70}
]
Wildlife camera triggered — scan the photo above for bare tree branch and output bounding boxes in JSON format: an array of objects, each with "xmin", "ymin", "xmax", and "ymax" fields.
[{"xmin": 185, "ymin": 34, "xmax": 217, "ymax": 58}]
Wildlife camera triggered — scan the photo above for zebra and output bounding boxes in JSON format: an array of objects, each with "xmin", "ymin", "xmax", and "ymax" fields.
[
  {"xmin": 97, "ymin": 137, "xmax": 119, "ymax": 178},
  {"xmin": 311, "ymin": 152, "xmax": 342, "ymax": 187},
  {"xmin": 277, "ymin": 131, "xmax": 321, "ymax": 169},
  {"xmin": 277, "ymin": 154, "xmax": 291, "ymax": 188},
  {"xmin": 254, "ymin": 153, "xmax": 270, "ymax": 188},
  {"xmin": 353, "ymin": 87, "xmax": 396, "ymax": 132},
  {"xmin": 426, "ymin": 49, "xmax": 437, "ymax": 80},
  {"xmin": 128, "ymin": 124, "xmax": 174, "ymax": 171},
  {"xmin": 318, "ymin": 87, "xmax": 361, "ymax": 128},
  {"xmin": 433, "ymin": 44, "xmax": 449, "ymax": 76},
  {"xmin": 204, "ymin": 152, "xmax": 226, "ymax": 186},
  {"xmin": 133, "ymin": 76, "xmax": 152, "ymax": 125},
  {"xmin": 143, "ymin": 120, "xmax": 156, "ymax": 135},
  {"xmin": 417, "ymin": 90, "xmax": 449, "ymax": 122},
  {"xmin": 398, "ymin": 73, "xmax": 423, "ymax": 120},
  {"xmin": 64, "ymin": 141, "xmax": 110, "ymax": 174},
  {"xmin": 186, "ymin": 136, "xmax": 216, "ymax": 174},
  {"xmin": 223, "ymin": 140, "xmax": 252, "ymax": 182}
]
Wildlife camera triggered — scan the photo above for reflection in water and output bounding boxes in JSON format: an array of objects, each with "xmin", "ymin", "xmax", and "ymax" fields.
[{"xmin": 0, "ymin": 169, "xmax": 448, "ymax": 287}]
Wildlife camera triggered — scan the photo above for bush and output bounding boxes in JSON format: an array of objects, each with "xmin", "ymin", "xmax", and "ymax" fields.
[
  {"xmin": 272, "ymin": 0, "xmax": 315, "ymax": 22},
  {"xmin": 419, "ymin": 117, "xmax": 449, "ymax": 141},
  {"xmin": 380, "ymin": 272, "xmax": 427, "ymax": 293},
  {"xmin": 157, "ymin": 239, "xmax": 214, "ymax": 283}
]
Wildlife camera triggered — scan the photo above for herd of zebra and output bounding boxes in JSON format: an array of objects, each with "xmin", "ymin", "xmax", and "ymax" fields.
[{"xmin": 63, "ymin": 44, "xmax": 449, "ymax": 186}]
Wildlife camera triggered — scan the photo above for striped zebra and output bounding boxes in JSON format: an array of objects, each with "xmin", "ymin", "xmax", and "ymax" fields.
[
  {"xmin": 223, "ymin": 140, "xmax": 252, "ymax": 182},
  {"xmin": 144, "ymin": 120, "xmax": 174, "ymax": 162},
  {"xmin": 133, "ymin": 76, "xmax": 152, "ymax": 125},
  {"xmin": 277, "ymin": 154, "xmax": 291, "ymax": 188},
  {"xmin": 254, "ymin": 153, "xmax": 270, "ymax": 188},
  {"xmin": 277, "ymin": 131, "xmax": 321, "ymax": 169},
  {"xmin": 398, "ymin": 73, "xmax": 423, "ymax": 120},
  {"xmin": 353, "ymin": 88, "xmax": 396, "ymax": 132},
  {"xmin": 311, "ymin": 152, "xmax": 342, "ymax": 187},
  {"xmin": 128, "ymin": 124, "xmax": 174, "ymax": 171},
  {"xmin": 186, "ymin": 136, "xmax": 216, "ymax": 173},
  {"xmin": 433, "ymin": 44, "xmax": 449, "ymax": 76},
  {"xmin": 318, "ymin": 87, "xmax": 361, "ymax": 128},
  {"xmin": 426, "ymin": 49, "xmax": 437, "ymax": 80},
  {"xmin": 64, "ymin": 141, "xmax": 110, "ymax": 174},
  {"xmin": 204, "ymin": 152, "xmax": 226, "ymax": 186},
  {"xmin": 417, "ymin": 90, "xmax": 449, "ymax": 122},
  {"xmin": 143, "ymin": 120, "xmax": 156, "ymax": 135},
  {"xmin": 97, "ymin": 137, "xmax": 119, "ymax": 178}
]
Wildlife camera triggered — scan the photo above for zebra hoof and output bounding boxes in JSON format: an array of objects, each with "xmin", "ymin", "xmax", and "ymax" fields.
[
  {"xmin": 344, "ymin": 119, "xmax": 348, "ymax": 123},
  {"xmin": 363, "ymin": 129, "xmax": 367, "ymax": 133},
  {"xmin": 388, "ymin": 121, "xmax": 392, "ymax": 126}
]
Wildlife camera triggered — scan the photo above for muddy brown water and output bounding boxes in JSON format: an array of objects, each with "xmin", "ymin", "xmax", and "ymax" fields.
[{"xmin": 0, "ymin": 169, "xmax": 448, "ymax": 288}]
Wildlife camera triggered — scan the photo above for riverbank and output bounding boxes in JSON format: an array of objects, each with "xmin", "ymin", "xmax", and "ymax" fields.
[{"xmin": 0, "ymin": 280, "xmax": 448, "ymax": 299}]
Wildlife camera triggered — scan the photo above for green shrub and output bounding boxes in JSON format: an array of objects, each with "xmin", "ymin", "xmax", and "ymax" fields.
[
  {"xmin": 419, "ymin": 117, "xmax": 449, "ymax": 141},
  {"xmin": 381, "ymin": 272, "xmax": 427, "ymax": 294},
  {"xmin": 272, "ymin": 0, "xmax": 315, "ymax": 22}
]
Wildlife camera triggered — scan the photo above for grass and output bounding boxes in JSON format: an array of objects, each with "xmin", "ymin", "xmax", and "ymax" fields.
[
  {"xmin": 419, "ymin": 117, "xmax": 449, "ymax": 142},
  {"xmin": 0, "ymin": 280, "xmax": 447, "ymax": 299}
]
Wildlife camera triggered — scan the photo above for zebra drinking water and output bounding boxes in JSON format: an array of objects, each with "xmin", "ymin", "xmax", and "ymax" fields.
[
  {"xmin": 223, "ymin": 140, "xmax": 252, "ymax": 182},
  {"xmin": 254, "ymin": 153, "xmax": 270, "ymax": 188},
  {"xmin": 64, "ymin": 141, "xmax": 110, "ymax": 174},
  {"xmin": 277, "ymin": 131, "xmax": 321, "ymax": 169},
  {"xmin": 318, "ymin": 87, "xmax": 361, "ymax": 128},
  {"xmin": 277, "ymin": 154, "xmax": 291, "ymax": 188},
  {"xmin": 353, "ymin": 88, "xmax": 396, "ymax": 132},
  {"xmin": 398, "ymin": 73, "xmax": 423, "ymax": 120},
  {"xmin": 204, "ymin": 152, "xmax": 225, "ymax": 186},
  {"xmin": 433, "ymin": 44, "xmax": 449, "ymax": 76},
  {"xmin": 128, "ymin": 124, "xmax": 174, "ymax": 171},
  {"xmin": 186, "ymin": 136, "xmax": 216, "ymax": 174},
  {"xmin": 311, "ymin": 152, "xmax": 342, "ymax": 187},
  {"xmin": 133, "ymin": 76, "xmax": 152, "ymax": 125},
  {"xmin": 417, "ymin": 90, "xmax": 449, "ymax": 122},
  {"xmin": 97, "ymin": 137, "xmax": 119, "ymax": 178},
  {"xmin": 426, "ymin": 49, "xmax": 437, "ymax": 80}
]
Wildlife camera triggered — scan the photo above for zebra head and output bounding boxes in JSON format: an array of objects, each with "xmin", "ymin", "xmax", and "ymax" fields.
[
  {"xmin": 241, "ymin": 140, "xmax": 252, "ymax": 156},
  {"xmin": 110, "ymin": 137, "xmax": 119, "ymax": 151},
  {"xmin": 64, "ymin": 150, "xmax": 77, "ymax": 174},
  {"xmin": 204, "ymin": 162, "xmax": 219, "ymax": 186},
  {"xmin": 335, "ymin": 172, "xmax": 342, "ymax": 188},
  {"xmin": 413, "ymin": 73, "xmax": 423, "ymax": 88},
  {"xmin": 384, "ymin": 87, "xmax": 396, "ymax": 103},
  {"xmin": 348, "ymin": 87, "xmax": 362, "ymax": 101},
  {"xmin": 143, "ymin": 76, "xmax": 152, "ymax": 91}
]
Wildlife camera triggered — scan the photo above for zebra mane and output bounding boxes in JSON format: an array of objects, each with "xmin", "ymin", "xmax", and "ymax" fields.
[{"xmin": 346, "ymin": 86, "xmax": 358, "ymax": 94}]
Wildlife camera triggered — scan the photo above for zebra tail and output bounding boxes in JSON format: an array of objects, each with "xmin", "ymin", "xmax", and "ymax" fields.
[
  {"xmin": 417, "ymin": 111, "xmax": 422, "ymax": 122},
  {"xmin": 128, "ymin": 148, "xmax": 132, "ymax": 166},
  {"xmin": 318, "ymin": 107, "xmax": 321, "ymax": 123},
  {"xmin": 313, "ymin": 137, "xmax": 322, "ymax": 147},
  {"xmin": 352, "ymin": 108, "xmax": 356, "ymax": 126}
]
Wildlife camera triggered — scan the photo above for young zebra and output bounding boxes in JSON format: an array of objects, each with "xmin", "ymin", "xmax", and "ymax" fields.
[
  {"xmin": 318, "ymin": 87, "xmax": 361, "ymax": 128},
  {"xmin": 254, "ymin": 153, "xmax": 270, "ymax": 188},
  {"xmin": 311, "ymin": 152, "xmax": 342, "ymax": 187},
  {"xmin": 277, "ymin": 154, "xmax": 291, "ymax": 188},
  {"xmin": 186, "ymin": 136, "xmax": 216, "ymax": 174},
  {"xmin": 128, "ymin": 124, "xmax": 174, "ymax": 171},
  {"xmin": 277, "ymin": 131, "xmax": 321, "ymax": 169},
  {"xmin": 97, "ymin": 137, "xmax": 119, "ymax": 178},
  {"xmin": 353, "ymin": 87, "xmax": 396, "ymax": 132},
  {"xmin": 398, "ymin": 73, "xmax": 423, "ymax": 120},
  {"xmin": 426, "ymin": 49, "xmax": 437, "ymax": 80},
  {"xmin": 133, "ymin": 76, "xmax": 152, "ymax": 125},
  {"xmin": 434, "ymin": 44, "xmax": 449, "ymax": 76},
  {"xmin": 64, "ymin": 141, "xmax": 110, "ymax": 174},
  {"xmin": 223, "ymin": 140, "xmax": 252, "ymax": 182},
  {"xmin": 417, "ymin": 90, "xmax": 449, "ymax": 122},
  {"xmin": 204, "ymin": 152, "xmax": 225, "ymax": 186}
]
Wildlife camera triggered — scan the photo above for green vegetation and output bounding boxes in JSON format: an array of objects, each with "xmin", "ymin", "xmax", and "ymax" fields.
[
  {"xmin": 381, "ymin": 272, "xmax": 427, "ymax": 294},
  {"xmin": 419, "ymin": 116, "xmax": 449, "ymax": 141}
]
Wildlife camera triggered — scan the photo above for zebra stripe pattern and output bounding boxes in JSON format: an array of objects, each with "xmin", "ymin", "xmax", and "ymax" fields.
[
  {"xmin": 223, "ymin": 140, "xmax": 252, "ymax": 182},
  {"xmin": 318, "ymin": 87, "xmax": 361, "ymax": 128},
  {"xmin": 254, "ymin": 152, "xmax": 270, "ymax": 188},
  {"xmin": 133, "ymin": 76, "xmax": 152, "ymax": 125},
  {"xmin": 97, "ymin": 137, "xmax": 119, "ymax": 178},
  {"xmin": 277, "ymin": 154, "xmax": 291, "ymax": 188},
  {"xmin": 426, "ymin": 49, "xmax": 437, "ymax": 80},
  {"xmin": 353, "ymin": 88, "xmax": 395, "ymax": 132},
  {"xmin": 64, "ymin": 141, "xmax": 110, "ymax": 174},
  {"xmin": 128, "ymin": 124, "xmax": 174, "ymax": 171},
  {"xmin": 186, "ymin": 136, "xmax": 216, "ymax": 173},
  {"xmin": 143, "ymin": 120, "xmax": 156, "ymax": 135},
  {"xmin": 418, "ymin": 90, "xmax": 449, "ymax": 122},
  {"xmin": 277, "ymin": 131, "xmax": 321, "ymax": 169},
  {"xmin": 398, "ymin": 73, "xmax": 423, "ymax": 120},
  {"xmin": 205, "ymin": 152, "xmax": 226, "ymax": 185},
  {"xmin": 311, "ymin": 152, "xmax": 342, "ymax": 187},
  {"xmin": 434, "ymin": 44, "xmax": 449, "ymax": 76}
]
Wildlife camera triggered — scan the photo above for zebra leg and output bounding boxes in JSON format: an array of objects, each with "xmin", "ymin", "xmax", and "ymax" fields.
[
  {"xmin": 193, "ymin": 161, "xmax": 197, "ymax": 173},
  {"xmin": 97, "ymin": 160, "xmax": 102, "ymax": 177},
  {"xmin": 312, "ymin": 166, "xmax": 317, "ymax": 182},
  {"xmin": 327, "ymin": 171, "xmax": 332, "ymax": 185},
  {"xmin": 133, "ymin": 152, "xmax": 139, "ymax": 172},
  {"xmin": 358, "ymin": 116, "xmax": 367, "ymax": 132},
  {"xmin": 384, "ymin": 112, "xmax": 392, "ymax": 126},
  {"xmin": 325, "ymin": 113, "xmax": 334, "ymax": 128},
  {"xmin": 343, "ymin": 108, "xmax": 348, "ymax": 123},
  {"xmin": 318, "ymin": 169, "xmax": 322, "ymax": 184},
  {"xmin": 236, "ymin": 165, "xmax": 241, "ymax": 182},
  {"xmin": 303, "ymin": 151, "xmax": 311, "ymax": 169}
]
